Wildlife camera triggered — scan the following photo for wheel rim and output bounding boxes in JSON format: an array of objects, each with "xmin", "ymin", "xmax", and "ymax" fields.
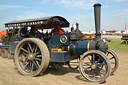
[
  {"xmin": 80, "ymin": 53, "xmax": 109, "ymax": 81},
  {"xmin": 18, "ymin": 42, "xmax": 43, "ymax": 75},
  {"xmin": 106, "ymin": 49, "xmax": 119, "ymax": 73}
]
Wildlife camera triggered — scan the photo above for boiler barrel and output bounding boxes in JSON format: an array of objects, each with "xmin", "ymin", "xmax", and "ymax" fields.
[{"xmin": 64, "ymin": 41, "xmax": 90, "ymax": 54}]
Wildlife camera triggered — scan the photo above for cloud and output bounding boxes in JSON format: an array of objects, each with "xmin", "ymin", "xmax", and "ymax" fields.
[
  {"xmin": 42, "ymin": 0, "xmax": 97, "ymax": 10},
  {"xmin": 0, "ymin": 5, "xmax": 23, "ymax": 11},
  {"xmin": 17, "ymin": 11, "xmax": 52, "ymax": 20},
  {"xmin": 57, "ymin": 0, "xmax": 97, "ymax": 10},
  {"xmin": 109, "ymin": 0, "xmax": 126, "ymax": 2}
]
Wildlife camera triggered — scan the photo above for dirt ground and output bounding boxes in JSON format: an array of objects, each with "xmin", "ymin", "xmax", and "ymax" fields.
[
  {"xmin": 0, "ymin": 35, "xmax": 128, "ymax": 85},
  {"xmin": 101, "ymin": 35, "xmax": 122, "ymax": 40}
]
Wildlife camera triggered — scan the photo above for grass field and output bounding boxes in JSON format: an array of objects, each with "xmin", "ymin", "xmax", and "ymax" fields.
[{"xmin": 107, "ymin": 39, "xmax": 128, "ymax": 52}]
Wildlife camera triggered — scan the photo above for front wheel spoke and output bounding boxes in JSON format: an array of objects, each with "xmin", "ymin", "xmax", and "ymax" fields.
[
  {"xmin": 92, "ymin": 54, "xmax": 95, "ymax": 64},
  {"xmin": 88, "ymin": 69, "xmax": 92, "ymax": 76},
  {"xmin": 87, "ymin": 56, "xmax": 91, "ymax": 62},
  {"xmin": 109, "ymin": 57, "xmax": 114, "ymax": 60},
  {"xmin": 28, "ymin": 43, "xmax": 33, "ymax": 53},
  {"xmin": 84, "ymin": 62, "xmax": 91, "ymax": 66},
  {"xmin": 84, "ymin": 67, "xmax": 91, "ymax": 70},
  {"xmin": 93, "ymin": 70, "xmax": 96, "ymax": 78},
  {"xmin": 98, "ymin": 67, "xmax": 106, "ymax": 72},
  {"xmin": 97, "ymin": 62, "xmax": 105, "ymax": 67},
  {"xmin": 100, "ymin": 70, "xmax": 106, "ymax": 75},
  {"xmin": 106, "ymin": 52, "xmax": 109, "ymax": 56},
  {"xmin": 95, "ymin": 68, "xmax": 102, "ymax": 78},
  {"xmin": 32, "ymin": 60, "xmax": 39, "ymax": 69},
  {"xmin": 97, "ymin": 58, "xmax": 100, "ymax": 63},
  {"xmin": 20, "ymin": 47, "xmax": 29, "ymax": 54}
]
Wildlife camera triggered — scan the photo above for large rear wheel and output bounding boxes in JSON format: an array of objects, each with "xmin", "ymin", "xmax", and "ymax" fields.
[
  {"xmin": 14, "ymin": 38, "xmax": 49, "ymax": 76},
  {"xmin": 79, "ymin": 50, "xmax": 111, "ymax": 83}
]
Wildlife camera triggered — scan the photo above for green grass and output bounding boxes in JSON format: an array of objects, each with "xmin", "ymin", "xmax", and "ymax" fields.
[{"xmin": 107, "ymin": 39, "xmax": 128, "ymax": 52}]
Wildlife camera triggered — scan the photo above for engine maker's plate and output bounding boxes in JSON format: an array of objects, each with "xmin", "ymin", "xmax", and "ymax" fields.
[
  {"xmin": 53, "ymin": 34, "xmax": 69, "ymax": 45},
  {"xmin": 60, "ymin": 35, "xmax": 67, "ymax": 43}
]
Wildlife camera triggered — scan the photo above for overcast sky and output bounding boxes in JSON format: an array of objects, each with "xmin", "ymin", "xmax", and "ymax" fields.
[{"xmin": 0, "ymin": 0, "xmax": 128, "ymax": 31}]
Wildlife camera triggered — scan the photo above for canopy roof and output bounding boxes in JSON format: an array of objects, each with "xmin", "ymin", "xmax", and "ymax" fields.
[{"xmin": 5, "ymin": 16, "xmax": 70, "ymax": 29}]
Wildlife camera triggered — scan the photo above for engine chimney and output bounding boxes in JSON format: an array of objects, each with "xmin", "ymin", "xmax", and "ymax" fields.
[{"xmin": 93, "ymin": 4, "xmax": 102, "ymax": 40}]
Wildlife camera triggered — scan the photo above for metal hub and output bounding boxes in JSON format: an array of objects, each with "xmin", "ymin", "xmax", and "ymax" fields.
[
  {"xmin": 28, "ymin": 54, "xmax": 34, "ymax": 60},
  {"xmin": 91, "ymin": 64, "xmax": 96, "ymax": 70}
]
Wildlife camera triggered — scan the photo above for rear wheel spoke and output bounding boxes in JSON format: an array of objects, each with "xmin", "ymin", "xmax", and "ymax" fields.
[
  {"xmin": 32, "ymin": 60, "xmax": 39, "ymax": 69},
  {"xmin": 29, "ymin": 61, "xmax": 32, "ymax": 72},
  {"xmin": 35, "ymin": 46, "xmax": 37, "ymax": 53},
  {"xmin": 20, "ymin": 47, "xmax": 29, "ymax": 54},
  {"xmin": 31, "ymin": 63, "xmax": 34, "ymax": 72},
  {"xmin": 36, "ymin": 60, "xmax": 40, "ymax": 68},
  {"xmin": 28, "ymin": 43, "xmax": 33, "ymax": 53},
  {"xmin": 34, "ymin": 58, "xmax": 42, "ymax": 61},
  {"xmin": 36, "ymin": 55, "xmax": 42, "ymax": 57},
  {"xmin": 35, "ymin": 51, "xmax": 40, "ymax": 55},
  {"xmin": 27, "ymin": 47, "xmax": 30, "ymax": 53},
  {"xmin": 23, "ymin": 52, "xmax": 28, "ymax": 56}
]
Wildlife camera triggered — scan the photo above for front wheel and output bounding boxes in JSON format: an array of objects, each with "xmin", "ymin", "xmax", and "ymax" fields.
[
  {"xmin": 106, "ymin": 49, "xmax": 119, "ymax": 74},
  {"xmin": 79, "ymin": 50, "xmax": 111, "ymax": 83},
  {"xmin": 14, "ymin": 38, "xmax": 50, "ymax": 76}
]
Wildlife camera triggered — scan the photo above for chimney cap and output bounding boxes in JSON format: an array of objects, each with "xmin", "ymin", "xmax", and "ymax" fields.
[{"xmin": 93, "ymin": 3, "xmax": 102, "ymax": 7}]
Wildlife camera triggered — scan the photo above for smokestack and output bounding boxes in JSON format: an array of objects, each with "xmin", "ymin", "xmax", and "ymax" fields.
[{"xmin": 93, "ymin": 3, "xmax": 102, "ymax": 40}]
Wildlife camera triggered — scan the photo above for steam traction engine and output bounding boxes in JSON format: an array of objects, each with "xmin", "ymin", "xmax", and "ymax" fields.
[{"xmin": 4, "ymin": 4, "xmax": 119, "ymax": 83}]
